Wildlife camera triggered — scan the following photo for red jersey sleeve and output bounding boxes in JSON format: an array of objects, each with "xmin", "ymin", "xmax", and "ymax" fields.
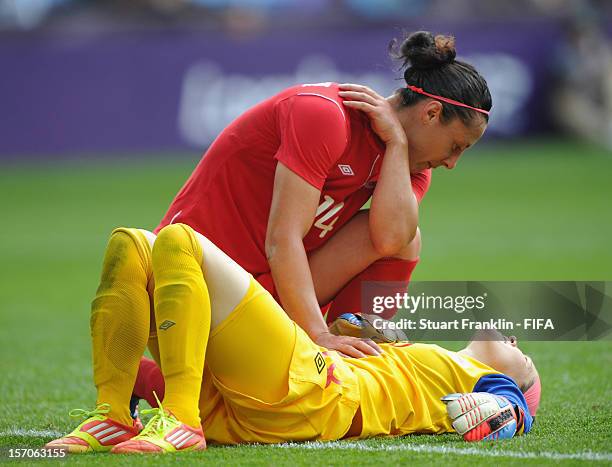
[
  {"xmin": 411, "ymin": 168, "xmax": 432, "ymax": 203},
  {"xmin": 274, "ymin": 95, "xmax": 349, "ymax": 190}
]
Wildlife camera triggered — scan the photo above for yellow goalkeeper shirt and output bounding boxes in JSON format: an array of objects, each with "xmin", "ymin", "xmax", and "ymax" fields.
[{"xmin": 346, "ymin": 342, "xmax": 498, "ymax": 437}]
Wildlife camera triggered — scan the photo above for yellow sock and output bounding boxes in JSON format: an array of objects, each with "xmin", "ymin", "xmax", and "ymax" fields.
[
  {"xmin": 152, "ymin": 224, "xmax": 210, "ymax": 428},
  {"xmin": 91, "ymin": 228, "xmax": 152, "ymax": 425}
]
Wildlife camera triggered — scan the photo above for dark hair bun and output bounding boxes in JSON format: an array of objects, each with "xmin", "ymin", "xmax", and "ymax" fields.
[{"xmin": 394, "ymin": 31, "xmax": 456, "ymax": 70}]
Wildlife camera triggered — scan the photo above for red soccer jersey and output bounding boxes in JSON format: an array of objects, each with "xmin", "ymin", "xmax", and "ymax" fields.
[{"xmin": 156, "ymin": 82, "xmax": 431, "ymax": 278}]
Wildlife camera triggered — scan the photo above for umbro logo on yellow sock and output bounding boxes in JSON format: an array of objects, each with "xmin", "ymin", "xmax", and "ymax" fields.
[{"xmin": 159, "ymin": 320, "xmax": 176, "ymax": 330}]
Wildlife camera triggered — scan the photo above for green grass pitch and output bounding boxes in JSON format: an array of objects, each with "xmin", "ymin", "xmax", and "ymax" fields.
[{"xmin": 0, "ymin": 140, "xmax": 611, "ymax": 465}]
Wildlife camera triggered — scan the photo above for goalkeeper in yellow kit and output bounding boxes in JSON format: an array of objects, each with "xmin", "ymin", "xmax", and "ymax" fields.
[{"xmin": 46, "ymin": 224, "xmax": 541, "ymax": 454}]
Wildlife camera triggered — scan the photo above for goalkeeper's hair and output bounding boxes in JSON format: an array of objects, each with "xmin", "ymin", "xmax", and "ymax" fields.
[
  {"xmin": 520, "ymin": 366, "xmax": 542, "ymax": 417},
  {"xmin": 519, "ymin": 376, "xmax": 535, "ymax": 393}
]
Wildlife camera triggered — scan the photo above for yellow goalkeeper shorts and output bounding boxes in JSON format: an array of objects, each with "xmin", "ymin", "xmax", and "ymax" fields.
[{"xmin": 199, "ymin": 277, "xmax": 360, "ymax": 444}]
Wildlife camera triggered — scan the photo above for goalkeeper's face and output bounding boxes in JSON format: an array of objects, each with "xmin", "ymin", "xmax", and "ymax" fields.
[{"xmin": 462, "ymin": 330, "xmax": 538, "ymax": 391}]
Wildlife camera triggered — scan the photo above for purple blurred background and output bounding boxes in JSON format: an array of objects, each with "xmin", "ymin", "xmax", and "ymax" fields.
[{"xmin": 1, "ymin": 0, "xmax": 611, "ymax": 157}]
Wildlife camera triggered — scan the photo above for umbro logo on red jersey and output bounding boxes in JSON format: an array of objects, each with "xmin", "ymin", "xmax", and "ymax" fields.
[{"xmin": 338, "ymin": 164, "xmax": 354, "ymax": 176}]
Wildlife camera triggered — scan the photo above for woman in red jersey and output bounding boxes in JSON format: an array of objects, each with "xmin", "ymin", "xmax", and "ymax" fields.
[{"xmin": 155, "ymin": 31, "xmax": 492, "ymax": 357}]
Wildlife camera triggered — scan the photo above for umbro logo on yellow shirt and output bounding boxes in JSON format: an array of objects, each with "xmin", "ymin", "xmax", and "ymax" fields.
[{"xmin": 314, "ymin": 352, "xmax": 326, "ymax": 374}]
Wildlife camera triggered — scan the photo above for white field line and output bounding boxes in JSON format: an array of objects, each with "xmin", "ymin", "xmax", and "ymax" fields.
[
  {"xmin": 0, "ymin": 429, "xmax": 63, "ymax": 438},
  {"xmin": 2, "ymin": 430, "xmax": 611, "ymax": 462},
  {"xmin": 275, "ymin": 440, "xmax": 612, "ymax": 462}
]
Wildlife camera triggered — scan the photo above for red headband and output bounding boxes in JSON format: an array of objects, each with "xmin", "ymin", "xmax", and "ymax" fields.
[
  {"xmin": 406, "ymin": 84, "xmax": 490, "ymax": 116},
  {"xmin": 524, "ymin": 375, "xmax": 541, "ymax": 416}
]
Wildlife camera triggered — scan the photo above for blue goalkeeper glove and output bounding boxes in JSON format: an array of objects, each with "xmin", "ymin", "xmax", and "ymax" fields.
[{"xmin": 442, "ymin": 393, "xmax": 520, "ymax": 441}]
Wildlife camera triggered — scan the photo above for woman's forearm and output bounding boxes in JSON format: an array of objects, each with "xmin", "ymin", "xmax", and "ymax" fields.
[
  {"xmin": 267, "ymin": 237, "xmax": 329, "ymax": 340},
  {"xmin": 369, "ymin": 140, "xmax": 418, "ymax": 257}
]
